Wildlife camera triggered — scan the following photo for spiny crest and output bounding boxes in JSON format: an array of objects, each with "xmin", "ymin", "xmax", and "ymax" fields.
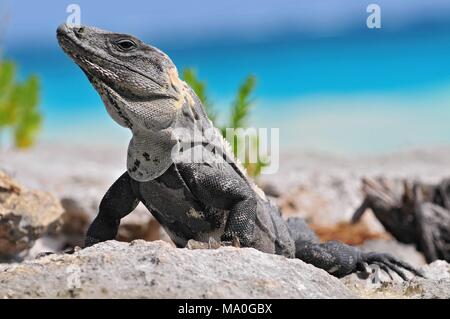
[{"xmin": 215, "ymin": 127, "xmax": 267, "ymax": 201}]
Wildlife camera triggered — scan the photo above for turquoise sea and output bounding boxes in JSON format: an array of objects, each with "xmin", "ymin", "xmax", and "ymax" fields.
[{"xmin": 4, "ymin": 27, "xmax": 450, "ymax": 155}]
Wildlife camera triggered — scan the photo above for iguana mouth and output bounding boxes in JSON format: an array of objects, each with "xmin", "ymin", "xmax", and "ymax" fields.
[{"xmin": 57, "ymin": 27, "xmax": 121, "ymax": 86}]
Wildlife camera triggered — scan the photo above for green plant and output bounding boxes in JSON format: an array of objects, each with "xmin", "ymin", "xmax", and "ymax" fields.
[
  {"xmin": 0, "ymin": 61, "xmax": 42, "ymax": 148},
  {"xmin": 182, "ymin": 68, "xmax": 217, "ymax": 123},
  {"xmin": 182, "ymin": 68, "xmax": 268, "ymax": 178},
  {"xmin": 229, "ymin": 75, "xmax": 256, "ymax": 130}
]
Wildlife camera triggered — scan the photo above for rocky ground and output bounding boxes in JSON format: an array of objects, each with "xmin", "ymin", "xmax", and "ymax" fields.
[
  {"xmin": 1, "ymin": 143, "xmax": 450, "ymax": 298},
  {"xmin": 0, "ymin": 240, "xmax": 448, "ymax": 299},
  {"xmin": 0, "ymin": 170, "xmax": 63, "ymax": 261},
  {"xmin": 0, "ymin": 240, "xmax": 353, "ymax": 299}
]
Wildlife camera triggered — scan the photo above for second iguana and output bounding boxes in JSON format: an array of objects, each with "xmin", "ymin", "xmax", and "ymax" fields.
[{"xmin": 56, "ymin": 23, "xmax": 422, "ymax": 280}]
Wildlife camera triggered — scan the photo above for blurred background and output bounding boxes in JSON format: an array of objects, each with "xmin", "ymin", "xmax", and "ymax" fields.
[{"xmin": 1, "ymin": 0, "xmax": 450, "ymax": 155}]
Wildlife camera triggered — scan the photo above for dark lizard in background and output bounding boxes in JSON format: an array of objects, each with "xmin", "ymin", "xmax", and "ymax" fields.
[
  {"xmin": 353, "ymin": 177, "xmax": 450, "ymax": 263},
  {"xmin": 57, "ymin": 23, "xmax": 422, "ymax": 280}
]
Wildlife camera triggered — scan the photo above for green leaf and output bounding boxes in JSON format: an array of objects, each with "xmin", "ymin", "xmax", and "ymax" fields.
[
  {"xmin": 20, "ymin": 75, "xmax": 40, "ymax": 109},
  {"xmin": 0, "ymin": 61, "xmax": 15, "ymax": 98},
  {"xmin": 0, "ymin": 61, "xmax": 17, "ymax": 127},
  {"xmin": 14, "ymin": 111, "xmax": 42, "ymax": 148},
  {"xmin": 229, "ymin": 75, "xmax": 256, "ymax": 129},
  {"xmin": 0, "ymin": 61, "xmax": 42, "ymax": 149},
  {"xmin": 14, "ymin": 75, "xmax": 42, "ymax": 148},
  {"xmin": 183, "ymin": 68, "xmax": 264, "ymax": 177}
]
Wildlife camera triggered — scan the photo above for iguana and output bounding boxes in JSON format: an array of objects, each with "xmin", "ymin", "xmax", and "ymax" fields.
[
  {"xmin": 353, "ymin": 177, "xmax": 450, "ymax": 263},
  {"xmin": 57, "ymin": 23, "xmax": 422, "ymax": 280}
]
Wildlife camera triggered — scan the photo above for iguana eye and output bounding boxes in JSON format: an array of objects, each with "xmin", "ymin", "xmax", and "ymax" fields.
[{"xmin": 115, "ymin": 39, "xmax": 136, "ymax": 51}]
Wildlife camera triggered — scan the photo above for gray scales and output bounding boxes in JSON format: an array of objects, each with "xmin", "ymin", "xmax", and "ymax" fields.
[
  {"xmin": 56, "ymin": 23, "xmax": 422, "ymax": 280},
  {"xmin": 353, "ymin": 177, "xmax": 450, "ymax": 263}
]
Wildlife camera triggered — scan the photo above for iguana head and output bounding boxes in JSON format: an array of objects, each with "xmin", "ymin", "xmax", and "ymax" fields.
[
  {"xmin": 57, "ymin": 23, "xmax": 187, "ymax": 131},
  {"xmin": 57, "ymin": 24, "xmax": 206, "ymax": 181}
]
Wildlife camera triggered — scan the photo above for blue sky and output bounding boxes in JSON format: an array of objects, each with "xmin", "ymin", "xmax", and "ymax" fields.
[{"xmin": 2, "ymin": 0, "xmax": 450, "ymax": 48}]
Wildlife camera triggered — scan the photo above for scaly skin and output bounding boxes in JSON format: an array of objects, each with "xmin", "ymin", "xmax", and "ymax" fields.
[
  {"xmin": 57, "ymin": 23, "xmax": 422, "ymax": 279},
  {"xmin": 353, "ymin": 177, "xmax": 450, "ymax": 263}
]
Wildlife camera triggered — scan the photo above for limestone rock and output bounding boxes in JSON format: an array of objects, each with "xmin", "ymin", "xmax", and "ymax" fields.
[
  {"xmin": 1, "ymin": 239, "xmax": 448, "ymax": 299},
  {"xmin": 0, "ymin": 171, "xmax": 64, "ymax": 259},
  {"xmin": 341, "ymin": 260, "xmax": 450, "ymax": 299},
  {"xmin": 0, "ymin": 240, "xmax": 355, "ymax": 299}
]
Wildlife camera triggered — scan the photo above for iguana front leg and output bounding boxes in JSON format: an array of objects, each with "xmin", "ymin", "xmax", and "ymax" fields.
[
  {"xmin": 176, "ymin": 162, "xmax": 257, "ymax": 247},
  {"xmin": 85, "ymin": 172, "xmax": 140, "ymax": 247}
]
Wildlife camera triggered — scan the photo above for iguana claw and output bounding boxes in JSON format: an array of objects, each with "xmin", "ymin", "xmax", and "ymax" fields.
[{"xmin": 358, "ymin": 252, "xmax": 425, "ymax": 280}]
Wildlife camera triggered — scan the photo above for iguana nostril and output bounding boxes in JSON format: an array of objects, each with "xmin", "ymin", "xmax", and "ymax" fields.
[{"xmin": 74, "ymin": 27, "xmax": 85, "ymax": 39}]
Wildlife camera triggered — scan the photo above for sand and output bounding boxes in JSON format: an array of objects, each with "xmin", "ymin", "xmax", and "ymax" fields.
[{"xmin": 2, "ymin": 142, "xmax": 450, "ymax": 227}]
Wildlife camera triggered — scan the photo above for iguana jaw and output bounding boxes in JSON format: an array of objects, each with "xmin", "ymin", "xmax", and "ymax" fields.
[
  {"xmin": 56, "ymin": 23, "xmax": 179, "ymax": 101},
  {"xmin": 57, "ymin": 24, "xmax": 123, "ymax": 86}
]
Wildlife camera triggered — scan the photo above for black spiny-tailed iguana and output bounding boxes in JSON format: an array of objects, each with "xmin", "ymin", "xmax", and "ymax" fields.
[
  {"xmin": 353, "ymin": 177, "xmax": 450, "ymax": 263},
  {"xmin": 57, "ymin": 23, "xmax": 422, "ymax": 279}
]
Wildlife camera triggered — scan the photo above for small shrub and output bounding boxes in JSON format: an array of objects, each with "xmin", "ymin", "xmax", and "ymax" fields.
[
  {"xmin": 0, "ymin": 61, "xmax": 42, "ymax": 148},
  {"xmin": 183, "ymin": 68, "xmax": 268, "ymax": 177}
]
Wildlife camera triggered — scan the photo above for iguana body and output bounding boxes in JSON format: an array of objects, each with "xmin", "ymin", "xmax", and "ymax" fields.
[{"xmin": 57, "ymin": 24, "xmax": 421, "ymax": 279}]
